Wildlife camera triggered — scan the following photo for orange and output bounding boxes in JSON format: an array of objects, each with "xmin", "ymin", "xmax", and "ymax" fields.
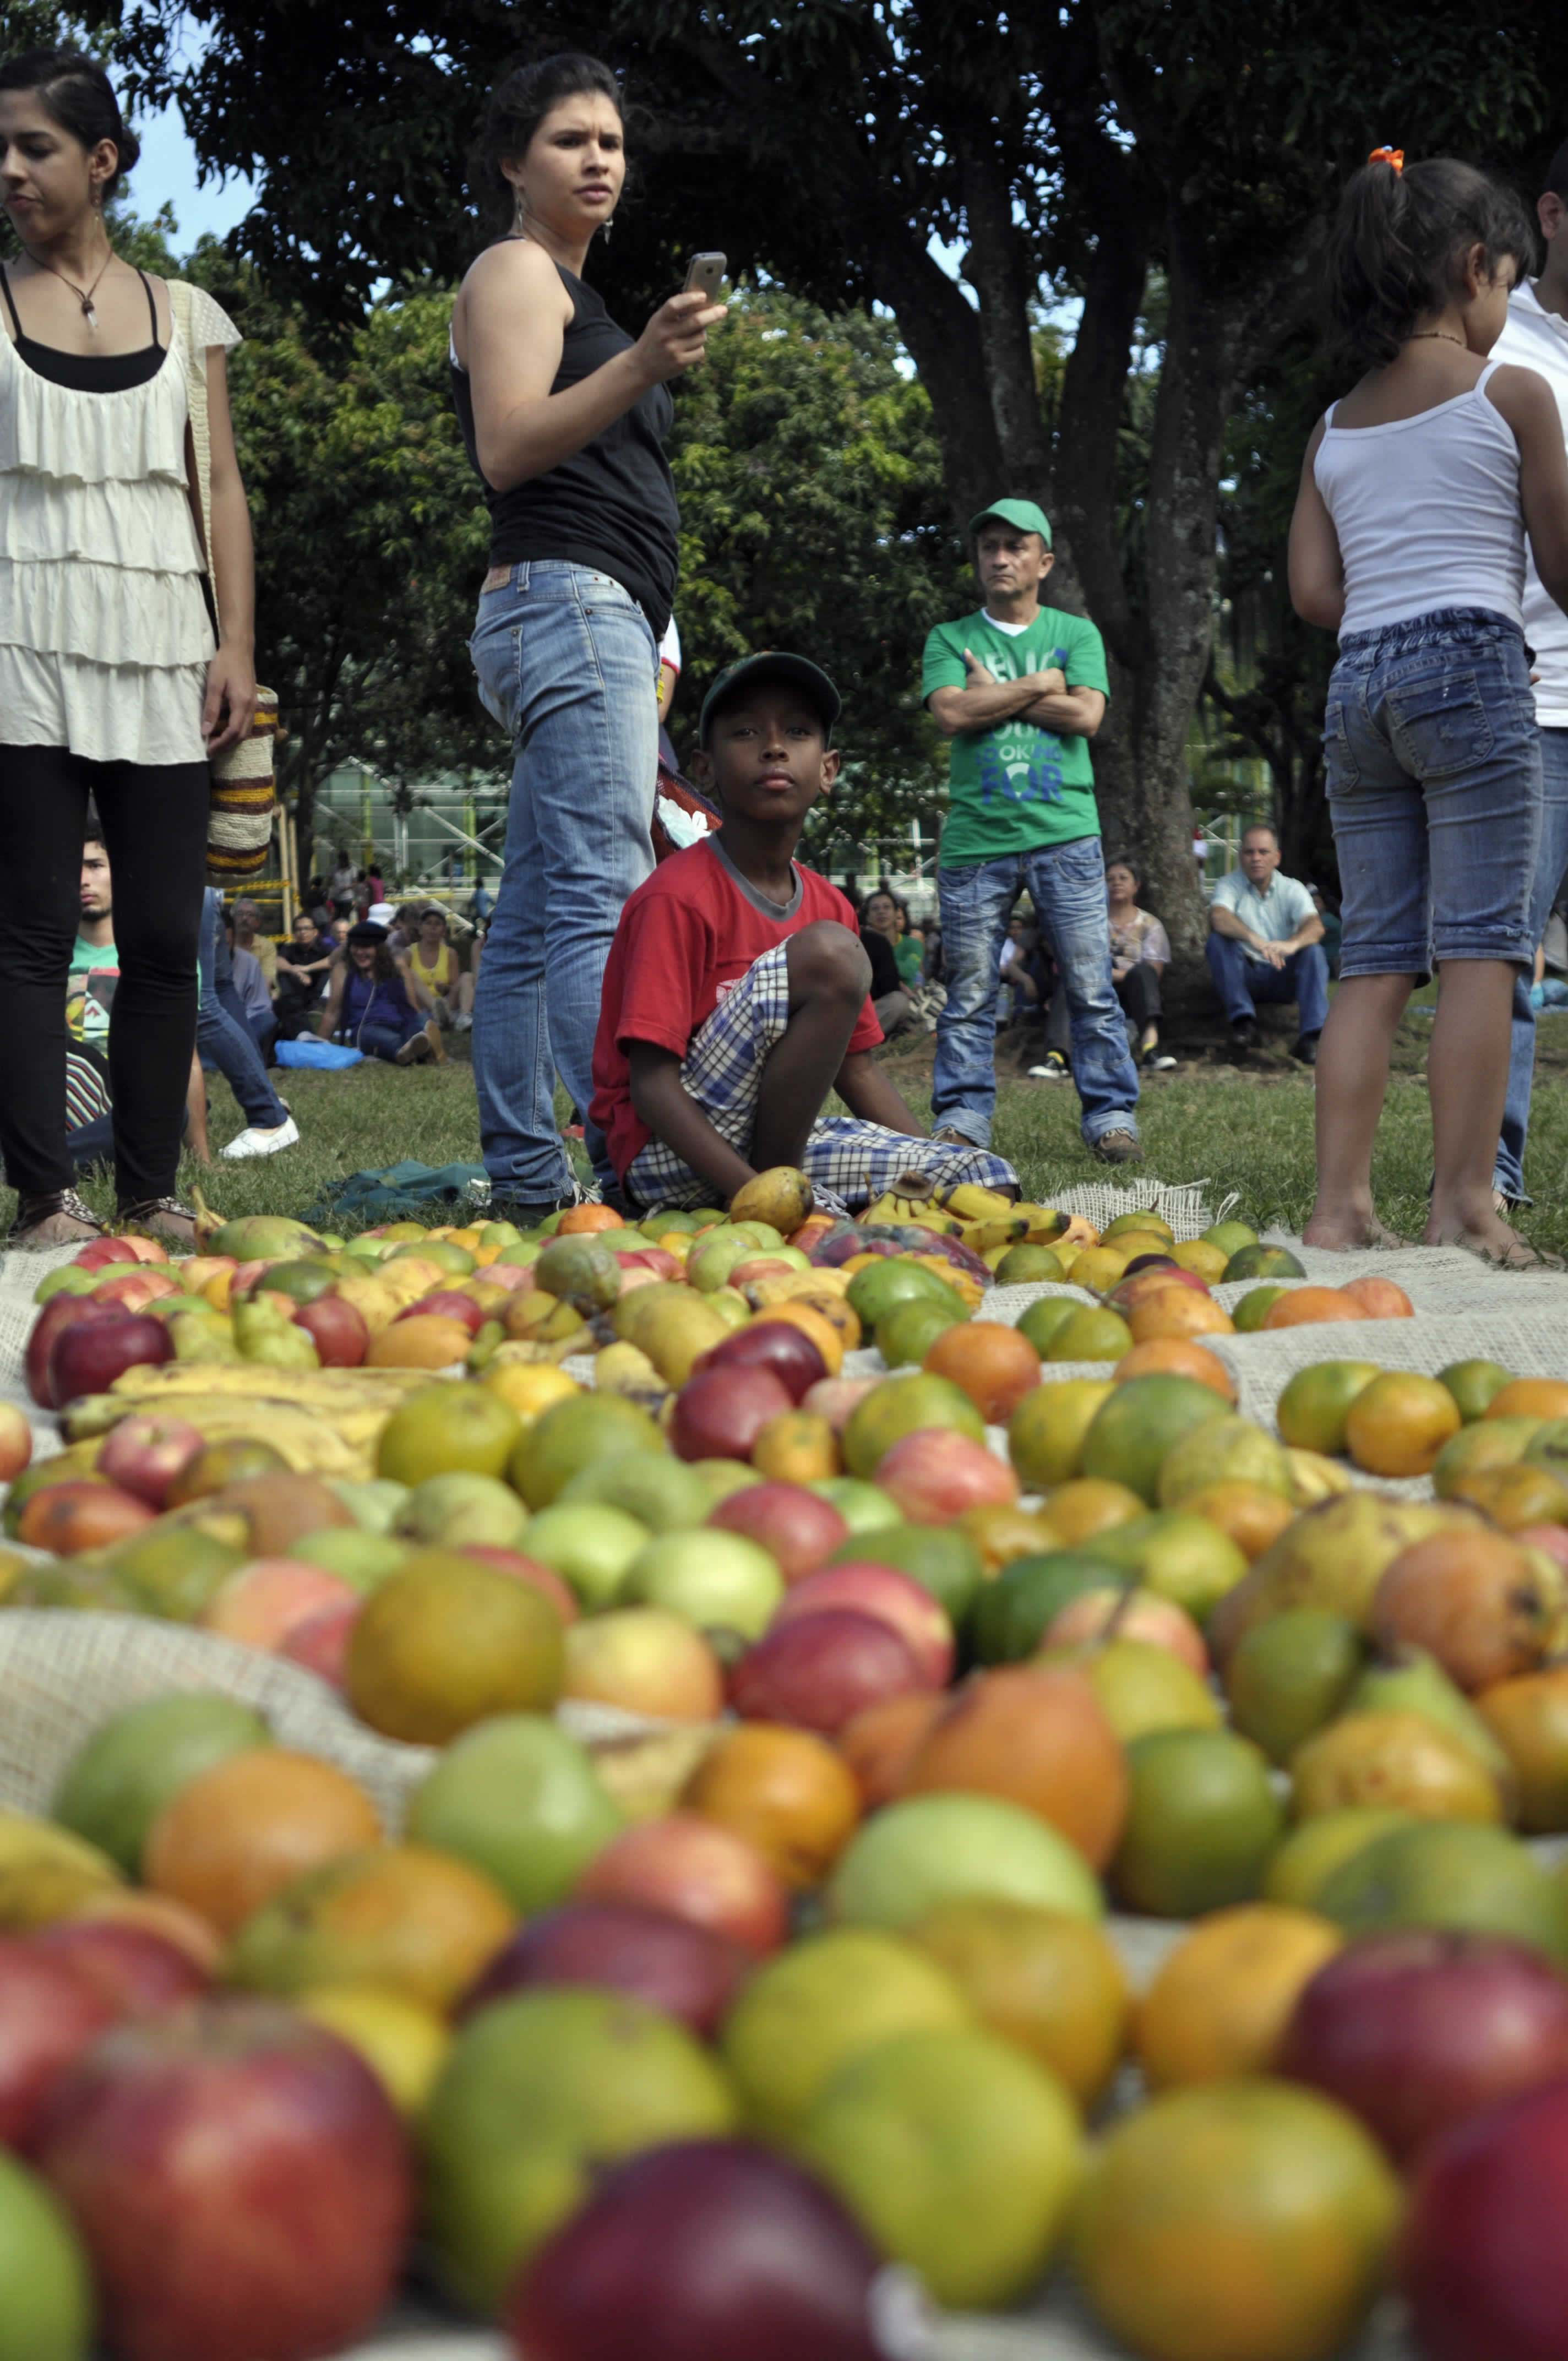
[
  {"xmin": 1181, "ymin": 1479, "xmax": 1297, "ymax": 1561},
  {"xmin": 752, "ymin": 1300, "xmax": 851, "ymax": 1375},
  {"xmin": 556, "ymin": 1204, "xmax": 625, "ymax": 1233},
  {"xmin": 143, "ymin": 1749, "xmax": 382, "ymax": 1935},
  {"xmin": 1069, "ymin": 1245, "xmax": 1134, "ymax": 1294},
  {"xmin": 1007, "ymin": 1380, "xmax": 1115, "ymax": 1489},
  {"xmin": 346, "ymin": 1551, "xmax": 564, "ymax": 1745},
  {"xmin": 226, "ymin": 1843, "xmax": 516, "ymax": 2010},
  {"xmin": 905, "ymin": 1666, "xmax": 1129, "ymax": 1870},
  {"xmin": 1126, "ymin": 1290, "xmax": 1234, "ymax": 1343},
  {"xmin": 956, "ymin": 1501, "xmax": 1061, "ymax": 1574},
  {"xmin": 836, "ymin": 1691, "xmax": 946, "ymax": 1808},
  {"xmin": 1338, "ymin": 1275, "xmax": 1413, "ymax": 1320},
  {"xmin": 910, "ymin": 1900, "xmax": 1130, "ymax": 2109},
  {"xmin": 1261, "ymin": 1286, "xmax": 1368, "ymax": 1329},
  {"xmin": 1476, "ymin": 1666, "xmax": 1568, "ymax": 1832},
  {"xmin": 366, "ymin": 1313, "xmax": 474, "ymax": 1368},
  {"xmin": 752, "ymin": 1409, "xmax": 840, "ymax": 1484},
  {"xmin": 1275, "ymin": 1361, "xmax": 1382, "ymax": 1456},
  {"xmin": 1037, "ymin": 1476, "xmax": 1146, "ymax": 1543},
  {"xmin": 1487, "ymin": 1377, "xmax": 1568, "ymax": 1422},
  {"xmin": 1445, "ymin": 1459, "xmax": 1568, "ymax": 1530},
  {"xmin": 923, "ymin": 1321, "xmax": 1042, "ymax": 1422},
  {"xmin": 682, "ymin": 1724, "xmax": 862, "ymax": 1887},
  {"xmin": 1134, "ymin": 1904, "xmax": 1344, "ymax": 2090},
  {"xmin": 1114, "ymin": 1337, "xmax": 1236, "ymax": 1401},
  {"xmin": 1344, "ymin": 1371, "xmax": 1462, "ymax": 1477},
  {"xmin": 1072, "ymin": 2084, "xmax": 1401, "ymax": 2361}
]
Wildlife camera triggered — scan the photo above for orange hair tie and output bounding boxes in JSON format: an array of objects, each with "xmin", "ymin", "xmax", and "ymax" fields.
[{"xmin": 1368, "ymin": 146, "xmax": 1404, "ymax": 173}]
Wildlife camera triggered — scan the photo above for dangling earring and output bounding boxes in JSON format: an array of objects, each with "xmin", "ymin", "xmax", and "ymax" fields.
[{"xmin": 601, "ymin": 211, "xmax": 614, "ymax": 245}]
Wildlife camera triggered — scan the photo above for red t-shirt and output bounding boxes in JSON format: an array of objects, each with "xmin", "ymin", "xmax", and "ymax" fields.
[{"xmin": 590, "ymin": 837, "xmax": 883, "ymax": 1176}]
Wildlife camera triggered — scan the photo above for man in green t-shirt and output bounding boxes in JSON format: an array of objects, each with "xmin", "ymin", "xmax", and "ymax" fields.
[{"xmin": 921, "ymin": 497, "xmax": 1141, "ymax": 1162}]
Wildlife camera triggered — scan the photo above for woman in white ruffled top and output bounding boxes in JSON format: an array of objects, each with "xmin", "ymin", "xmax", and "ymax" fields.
[{"xmin": 0, "ymin": 47, "xmax": 254, "ymax": 1246}]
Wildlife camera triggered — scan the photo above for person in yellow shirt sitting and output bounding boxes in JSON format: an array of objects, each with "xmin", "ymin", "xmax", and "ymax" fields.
[{"xmin": 406, "ymin": 906, "xmax": 473, "ymax": 1031}]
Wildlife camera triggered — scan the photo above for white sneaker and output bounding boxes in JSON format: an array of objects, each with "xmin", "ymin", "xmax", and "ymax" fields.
[
  {"xmin": 451, "ymin": 1012, "xmax": 473, "ymax": 1031},
  {"xmin": 220, "ymin": 1116, "xmax": 301, "ymax": 1159}
]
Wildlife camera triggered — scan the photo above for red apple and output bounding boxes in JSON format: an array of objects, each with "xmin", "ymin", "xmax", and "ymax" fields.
[
  {"xmin": 730, "ymin": 1257, "xmax": 802, "ymax": 1290},
  {"xmin": 772, "ymin": 1563, "xmax": 955, "ymax": 1688},
  {"xmin": 574, "ymin": 1815, "xmax": 790, "ymax": 1957},
  {"xmin": 801, "ymin": 1375, "xmax": 879, "ymax": 1433},
  {"xmin": 1106, "ymin": 1264, "xmax": 1212, "ymax": 1312},
  {"xmin": 1045, "ymin": 1586, "xmax": 1210, "ymax": 1676},
  {"xmin": 70, "ymin": 1237, "xmax": 141, "ymax": 1274},
  {"xmin": 396, "ymin": 1289, "xmax": 486, "ymax": 1336},
  {"xmin": 670, "ymin": 1366, "xmax": 795, "ymax": 1464},
  {"xmin": 1518, "ymin": 1525, "xmax": 1568, "ymax": 1574},
  {"xmin": 461, "ymin": 1546, "xmax": 579, "ymax": 1624},
  {"xmin": 25, "ymin": 1293, "xmax": 120, "ymax": 1406},
  {"xmin": 461, "ymin": 1901, "xmax": 751, "ymax": 2038},
  {"xmin": 35, "ymin": 1996, "xmax": 412, "ymax": 2361},
  {"xmin": 48, "ymin": 1311, "xmax": 173, "ymax": 1407},
  {"xmin": 613, "ymin": 1247, "xmax": 682, "ymax": 1280},
  {"xmin": 96, "ymin": 1414, "xmax": 205, "ymax": 1509},
  {"xmin": 697, "ymin": 1321, "xmax": 829, "ymax": 1403},
  {"xmin": 1278, "ymin": 1930, "xmax": 1568, "ymax": 2167},
  {"xmin": 91, "ymin": 1268, "xmax": 183, "ymax": 1311},
  {"xmin": 277, "ymin": 1595, "xmax": 362, "ymax": 1687},
  {"xmin": 876, "ymin": 1427, "xmax": 1019, "ymax": 1523},
  {"xmin": 0, "ymin": 1403, "xmax": 31, "ymax": 1484},
  {"xmin": 29, "ymin": 1921, "xmax": 210, "ymax": 2017},
  {"xmin": 118, "ymin": 1236, "xmax": 170, "ymax": 1267},
  {"xmin": 1398, "ymin": 2077, "xmax": 1568, "ymax": 2361},
  {"xmin": 0, "ymin": 1939, "xmax": 121, "ymax": 2147},
  {"xmin": 292, "ymin": 1293, "xmax": 371, "ymax": 1368},
  {"xmin": 509, "ymin": 2140, "xmax": 889, "ymax": 2361},
  {"xmin": 729, "ymin": 1610, "xmax": 930, "ymax": 1733},
  {"xmin": 706, "ymin": 1481, "xmax": 848, "ymax": 1582}
]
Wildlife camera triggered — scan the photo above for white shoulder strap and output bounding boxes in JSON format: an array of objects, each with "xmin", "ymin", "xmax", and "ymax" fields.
[{"xmin": 168, "ymin": 280, "xmax": 217, "ymax": 616}]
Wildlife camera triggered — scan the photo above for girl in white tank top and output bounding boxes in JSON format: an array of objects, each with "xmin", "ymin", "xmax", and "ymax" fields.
[{"xmin": 1288, "ymin": 150, "xmax": 1568, "ymax": 1269}]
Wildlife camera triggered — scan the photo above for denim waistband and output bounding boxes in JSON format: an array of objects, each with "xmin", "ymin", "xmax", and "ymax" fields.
[{"xmin": 1337, "ymin": 607, "xmax": 1523, "ymax": 658}]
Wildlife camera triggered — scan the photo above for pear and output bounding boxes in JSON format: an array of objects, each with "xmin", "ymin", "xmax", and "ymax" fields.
[
  {"xmin": 208, "ymin": 1214, "xmax": 327, "ymax": 1260},
  {"xmin": 1226, "ymin": 1609, "xmax": 1366, "ymax": 1765},
  {"xmin": 1348, "ymin": 1645, "xmax": 1517, "ymax": 1797},
  {"xmin": 1208, "ymin": 1493, "xmax": 1474, "ymax": 1664}
]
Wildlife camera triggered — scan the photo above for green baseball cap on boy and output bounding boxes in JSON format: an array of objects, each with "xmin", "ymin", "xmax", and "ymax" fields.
[
  {"xmin": 968, "ymin": 496, "xmax": 1053, "ymax": 546},
  {"xmin": 698, "ymin": 652, "xmax": 842, "ymax": 745}
]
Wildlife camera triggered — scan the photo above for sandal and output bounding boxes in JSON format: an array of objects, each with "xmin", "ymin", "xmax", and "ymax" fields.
[
  {"xmin": 6, "ymin": 1189, "xmax": 106, "ymax": 1250},
  {"xmin": 117, "ymin": 1195, "xmax": 199, "ymax": 1249}
]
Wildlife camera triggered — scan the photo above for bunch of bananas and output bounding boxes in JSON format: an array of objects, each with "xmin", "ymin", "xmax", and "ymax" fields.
[
  {"xmin": 60, "ymin": 1364, "xmax": 434, "ymax": 1481},
  {"xmin": 859, "ymin": 1177, "xmax": 1071, "ymax": 1259}
]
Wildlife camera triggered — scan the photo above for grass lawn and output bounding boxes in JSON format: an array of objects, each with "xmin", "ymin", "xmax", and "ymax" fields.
[{"xmin": 8, "ymin": 1011, "xmax": 1567, "ymax": 1259}]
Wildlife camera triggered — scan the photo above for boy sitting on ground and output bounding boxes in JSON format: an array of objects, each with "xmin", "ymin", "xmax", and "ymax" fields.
[{"xmin": 588, "ymin": 652, "xmax": 1019, "ymax": 1213}]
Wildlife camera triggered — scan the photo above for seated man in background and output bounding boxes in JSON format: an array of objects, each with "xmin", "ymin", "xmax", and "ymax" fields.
[
  {"xmin": 231, "ymin": 899, "xmax": 276, "ymax": 994},
  {"xmin": 1206, "ymin": 823, "xmax": 1329, "ymax": 1063},
  {"xmin": 198, "ymin": 889, "xmax": 300, "ymax": 1160}
]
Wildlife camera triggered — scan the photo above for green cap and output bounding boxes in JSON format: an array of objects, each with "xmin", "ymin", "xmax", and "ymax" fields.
[
  {"xmin": 968, "ymin": 496, "xmax": 1053, "ymax": 547},
  {"xmin": 698, "ymin": 651, "xmax": 842, "ymax": 744}
]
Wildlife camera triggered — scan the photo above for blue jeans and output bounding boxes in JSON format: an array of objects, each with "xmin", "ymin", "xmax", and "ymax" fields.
[
  {"xmin": 1205, "ymin": 931, "xmax": 1330, "ymax": 1037},
  {"xmin": 469, "ymin": 560, "xmax": 657, "ymax": 1198},
  {"xmin": 1495, "ymin": 725, "xmax": 1568, "ymax": 1200},
  {"xmin": 933, "ymin": 839, "xmax": 1140, "ymax": 1148},
  {"xmin": 357, "ymin": 1012, "xmax": 428, "ymax": 1063},
  {"xmin": 1324, "ymin": 608, "xmax": 1541, "ymax": 974},
  {"xmin": 196, "ymin": 890, "xmax": 287, "ymax": 1129}
]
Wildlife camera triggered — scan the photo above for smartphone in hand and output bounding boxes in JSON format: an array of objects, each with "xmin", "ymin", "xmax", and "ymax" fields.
[{"xmin": 683, "ymin": 252, "xmax": 727, "ymax": 300}]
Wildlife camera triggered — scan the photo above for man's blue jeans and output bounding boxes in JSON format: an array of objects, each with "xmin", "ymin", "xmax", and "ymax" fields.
[
  {"xmin": 1205, "ymin": 932, "xmax": 1330, "ymax": 1038},
  {"xmin": 933, "ymin": 839, "xmax": 1140, "ymax": 1149},
  {"xmin": 196, "ymin": 890, "xmax": 287, "ymax": 1129},
  {"xmin": 1495, "ymin": 725, "xmax": 1568, "ymax": 1201},
  {"xmin": 468, "ymin": 561, "xmax": 657, "ymax": 1199}
]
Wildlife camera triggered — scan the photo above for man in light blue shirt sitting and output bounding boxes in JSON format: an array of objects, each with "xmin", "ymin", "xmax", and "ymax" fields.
[{"xmin": 1206, "ymin": 823, "xmax": 1329, "ymax": 1063}]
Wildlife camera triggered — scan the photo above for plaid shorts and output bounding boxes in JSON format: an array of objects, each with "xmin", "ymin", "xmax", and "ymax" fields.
[{"xmin": 624, "ymin": 943, "xmax": 1018, "ymax": 1212}]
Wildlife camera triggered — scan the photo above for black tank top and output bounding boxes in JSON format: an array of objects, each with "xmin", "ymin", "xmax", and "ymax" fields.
[
  {"xmin": 0, "ymin": 265, "xmax": 166, "ymax": 391},
  {"xmin": 451, "ymin": 255, "xmax": 678, "ymax": 639}
]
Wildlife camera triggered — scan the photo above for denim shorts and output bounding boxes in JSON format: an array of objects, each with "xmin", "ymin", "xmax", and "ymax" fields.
[{"xmin": 1324, "ymin": 607, "xmax": 1542, "ymax": 975}]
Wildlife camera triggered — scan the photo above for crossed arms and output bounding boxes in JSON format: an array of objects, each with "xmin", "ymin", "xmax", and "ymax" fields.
[{"xmin": 927, "ymin": 649, "xmax": 1106, "ymax": 741}]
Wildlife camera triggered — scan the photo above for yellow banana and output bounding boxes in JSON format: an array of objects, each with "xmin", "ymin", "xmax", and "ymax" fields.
[
  {"xmin": 1013, "ymin": 1202, "xmax": 1069, "ymax": 1243},
  {"xmin": 957, "ymin": 1216, "xmax": 1030, "ymax": 1254},
  {"xmin": 941, "ymin": 1183, "xmax": 1017, "ymax": 1222}
]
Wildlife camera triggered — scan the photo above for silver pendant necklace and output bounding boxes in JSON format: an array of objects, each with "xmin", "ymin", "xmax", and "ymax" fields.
[{"xmin": 28, "ymin": 247, "xmax": 113, "ymax": 330}]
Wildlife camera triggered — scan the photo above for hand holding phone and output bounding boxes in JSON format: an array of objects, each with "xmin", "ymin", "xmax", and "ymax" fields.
[{"xmin": 683, "ymin": 252, "xmax": 727, "ymax": 301}]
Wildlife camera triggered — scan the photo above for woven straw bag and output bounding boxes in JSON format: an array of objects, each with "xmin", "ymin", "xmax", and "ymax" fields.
[{"xmin": 168, "ymin": 280, "xmax": 278, "ymax": 884}]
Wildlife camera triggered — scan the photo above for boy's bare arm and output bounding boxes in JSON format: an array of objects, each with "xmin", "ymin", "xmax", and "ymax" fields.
[
  {"xmin": 834, "ymin": 1049, "xmax": 925, "ymax": 1137},
  {"xmin": 628, "ymin": 1042, "xmax": 758, "ymax": 1201}
]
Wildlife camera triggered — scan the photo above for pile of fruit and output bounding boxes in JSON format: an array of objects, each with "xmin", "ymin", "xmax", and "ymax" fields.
[{"xmin": 3, "ymin": 1179, "xmax": 1568, "ymax": 2358}]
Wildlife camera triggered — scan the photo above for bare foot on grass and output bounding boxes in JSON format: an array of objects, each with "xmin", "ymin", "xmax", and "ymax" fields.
[{"xmin": 1303, "ymin": 1196, "xmax": 1407, "ymax": 1252}]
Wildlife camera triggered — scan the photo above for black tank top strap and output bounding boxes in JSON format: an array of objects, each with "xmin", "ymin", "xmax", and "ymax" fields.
[
  {"xmin": 0, "ymin": 265, "xmax": 21, "ymax": 340},
  {"xmin": 139, "ymin": 270, "xmax": 161, "ymax": 347}
]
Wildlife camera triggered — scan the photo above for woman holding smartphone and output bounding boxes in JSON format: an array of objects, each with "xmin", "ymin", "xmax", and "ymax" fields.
[{"xmin": 451, "ymin": 51, "xmax": 723, "ymax": 1226}]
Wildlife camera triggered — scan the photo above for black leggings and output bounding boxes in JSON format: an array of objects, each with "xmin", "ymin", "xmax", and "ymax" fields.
[
  {"xmin": 0, "ymin": 745, "xmax": 209, "ymax": 1207},
  {"xmin": 1046, "ymin": 959, "xmax": 1162, "ymax": 1056}
]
